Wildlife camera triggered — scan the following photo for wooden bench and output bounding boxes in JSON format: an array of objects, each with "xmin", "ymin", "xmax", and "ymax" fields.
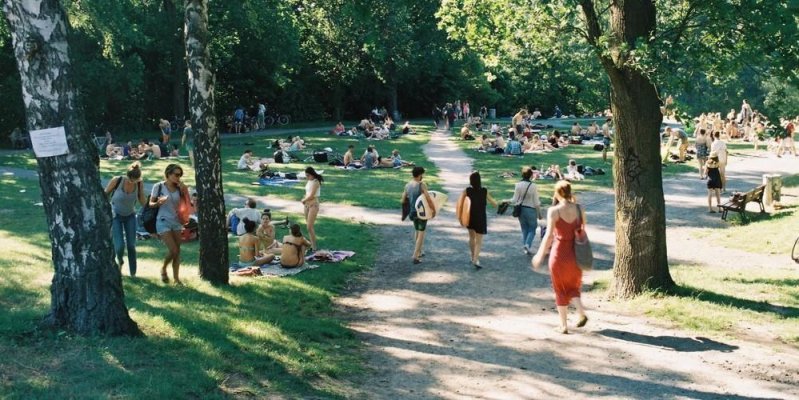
[{"xmin": 720, "ymin": 185, "xmax": 766, "ymax": 221}]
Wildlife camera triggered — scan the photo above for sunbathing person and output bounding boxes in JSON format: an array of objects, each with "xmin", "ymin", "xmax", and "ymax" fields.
[
  {"xmin": 238, "ymin": 218, "xmax": 275, "ymax": 267},
  {"xmin": 460, "ymin": 125, "xmax": 476, "ymax": 140},
  {"xmin": 390, "ymin": 150, "xmax": 415, "ymax": 167},
  {"xmin": 280, "ymin": 224, "xmax": 312, "ymax": 268},
  {"xmin": 256, "ymin": 212, "xmax": 282, "ymax": 255},
  {"xmin": 545, "ymin": 164, "xmax": 564, "ymax": 180},
  {"xmin": 333, "ymin": 122, "xmax": 345, "ymax": 135}
]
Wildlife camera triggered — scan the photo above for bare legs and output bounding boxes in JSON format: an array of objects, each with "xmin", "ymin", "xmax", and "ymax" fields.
[
  {"xmin": 413, "ymin": 230, "xmax": 426, "ymax": 262},
  {"xmin": 556, "ymin": 297, "xmax": 587, "ymax": 334},
  {"xmin": 160, "ymin": 230, "xmax": 182, "ymax": 285},
  {"xmin": 304, "ymin": 202, "xmax": 319, "ymax": 251},
  {"xmin": 467, "ymin": 229, "xmax": 484, "ymax": 266},
  {"xmin": 708, "ymin": 188, "xmax": 721, "ymax": 212}
]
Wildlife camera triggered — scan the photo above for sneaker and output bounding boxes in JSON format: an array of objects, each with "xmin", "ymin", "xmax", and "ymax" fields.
[{"xmin": 523, "ymin": 245, "xmax": 530, "ymax": 255}]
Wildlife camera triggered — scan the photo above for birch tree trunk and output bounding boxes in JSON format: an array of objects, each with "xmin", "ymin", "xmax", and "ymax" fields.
[
  {"xmin": 3, "ymin": 0, "xmax": 139, "ymax": 335},
  {"xmin": 580, "ymin": 0, "xmax": 674, "ymax": 297},
  {"xmin": 185, "ymin": 0, "xmax": 229, "ymax": 284}
]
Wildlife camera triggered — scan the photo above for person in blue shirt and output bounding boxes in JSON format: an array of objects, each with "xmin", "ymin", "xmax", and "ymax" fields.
[{"xmin": 505, "ymin": 132, "xmax": 523, "ymax": 155}]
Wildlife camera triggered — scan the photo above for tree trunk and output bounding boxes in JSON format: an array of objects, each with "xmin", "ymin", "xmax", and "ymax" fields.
[
  {"xmin": 4, "ymin": 0, "xmax": 139, "ymax": 335},
  {"xmin": 581, "ymin": 0, "xmax": 674, "ymax": 297},
  {"xmin": 185, "ymin": 0, "xmax": 229, "ymax": 285}
]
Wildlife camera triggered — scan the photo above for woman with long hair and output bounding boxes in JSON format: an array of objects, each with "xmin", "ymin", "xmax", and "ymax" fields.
[
  {"xmin": 105, "ymin": 161, "xmax": 147, "ymax": 276},
  {"xmin": 150, "ymin": 163, "xmax": 190, "ymax": 285},
  {"xmin": 301, "ymin": 166, "xmax": 324, "ymax": 251},
  {"xmin": 532, "ymin": 180, "xmax": 588, "ymax": 333},
  {"xmin": 463, "ymin": 171, "xmax": 497, "ymax": 269}
]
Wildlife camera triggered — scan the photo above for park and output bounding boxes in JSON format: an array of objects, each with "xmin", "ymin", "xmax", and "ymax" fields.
[{"xmin": 1, "ymin": 1, "xmax": 799, "ymax": 399}]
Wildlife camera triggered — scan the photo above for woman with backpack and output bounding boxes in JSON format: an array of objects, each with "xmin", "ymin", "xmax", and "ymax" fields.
[
  {"xmin": 150, "ymin": 163, "xmax": 190, "ymax": 285},
  {"xmin": 104, "ymin": 161, "xmax": 147, "ymax": 277}
]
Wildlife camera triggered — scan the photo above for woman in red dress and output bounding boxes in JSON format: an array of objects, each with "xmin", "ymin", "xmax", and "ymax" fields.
[{"xmin": 532, "ymin": 180, "xmax": 588, "ymax": 334}]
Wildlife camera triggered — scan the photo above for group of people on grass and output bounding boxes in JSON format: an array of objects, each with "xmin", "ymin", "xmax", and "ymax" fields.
[
  {"xmin": 102, "ymin": 120, "xmax": 194, "ymax": 166},
  {"xmin": 402, "ymin": 166, "xmax": 588, "ymax": 333},
  {"xmin": 105, "ymin": 159, "xmax": 323, "ymax": 283}
]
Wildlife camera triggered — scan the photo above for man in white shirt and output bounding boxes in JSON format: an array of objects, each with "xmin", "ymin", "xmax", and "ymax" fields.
[
  {"xmin": 710, "ymin": 132, "xmax": 728, "ymax": 191},
  {"xmin": 228, "ymin": 198, "xmax": 262, "ymax": 235}
]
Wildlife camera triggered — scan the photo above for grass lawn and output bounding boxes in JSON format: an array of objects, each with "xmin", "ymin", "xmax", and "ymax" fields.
[
  {"xmin": 589, "ymin": 265, "xmax": 799, "ymax": 346},
  {"xmin": 0, "ymin": 174, "xmax": 378, "ymax": 398},
  {"xmin": 694, "ymin": 173, "xmax": 799, "ymax": 255},
  {"xmin": 3, "ymin": 123, "xmax": 440, "ymax": 211}
]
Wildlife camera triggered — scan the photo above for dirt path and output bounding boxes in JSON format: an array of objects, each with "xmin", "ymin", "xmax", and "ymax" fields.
[{"xmin": 337, "ymin": 130, "xmax": 799, "ymax": 399}]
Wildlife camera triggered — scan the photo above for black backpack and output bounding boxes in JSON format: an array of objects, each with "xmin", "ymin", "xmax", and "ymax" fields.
[{"xmin": 139, "ymin": 183, "xmax": 162, "ymax": 234}]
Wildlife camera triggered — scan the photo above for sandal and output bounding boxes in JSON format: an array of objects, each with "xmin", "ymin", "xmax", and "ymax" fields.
[
  {"xmin": 161, "ymin": 271, "xmax": 169, "ymax": 284},
  {"xmin": 577, "ymin": 315, "xmax": 588, "ymax": 328}
]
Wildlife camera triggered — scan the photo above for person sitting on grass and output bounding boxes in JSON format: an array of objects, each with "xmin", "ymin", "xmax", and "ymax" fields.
[
  {"xmin": 401, "ymin": 121, "xmax": 415, "ymax": 135},
  {"xmin": 505, "ymin": 132, "xmax": 523, "ymax": 155},
  {"xmin": 361, "ymin": 145, "xmax": 379, "ymax": 169},
  {"xmin": 256, "ymin": 212, "xmax": 283, "ymax": 255},
  {"xmin": 544, "ymin": 164, "xmax": 564, "ymax": 180},
  {"xmin": 391, "ymin": 149, "xmax": 414, "ymax": 168},
  {"xmin": 237, "ymin": 149, "xmax": 254, "ymax": 170},
  {"xmin": 565, "ymin": 160, "xmax": 584, "ymax": 181},
  {"xmin": 461, "ymin": 125, "xmax": 476, "ymax": 140},
  {"xmin": 237, "ymin": 218, "xmax": 275, "ymax": 267},
  {"xmin": 492, "ymin": 131, "xmax": 506, "ymax": 154},
  {"xmin": 343, "ymin": 144, "xmax": 362, "ymax": 169},
  {"xmin": 333, "ymin": 122, "xmax": 346, "ymax": 135},
  {"xmin": 280, "ymin": 224, "xmax": 312, "ymax": 268},
  {"xmin": 479, "ymin": 134, "xmax": 491, "ymax": 151}
]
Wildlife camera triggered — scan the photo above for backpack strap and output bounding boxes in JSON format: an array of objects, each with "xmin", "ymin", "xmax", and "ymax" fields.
[{"xmin": 110, "ymin": 176, "xmax": 124, "ymax": 196}]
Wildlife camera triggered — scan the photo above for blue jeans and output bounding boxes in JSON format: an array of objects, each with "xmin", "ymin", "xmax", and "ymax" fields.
[
  {"xmin": 112, "ymin": 213, "xmax": 138, "ymax": 276},
  {"xmin": 518, "ymin": 206, "xmax": 538, "ymax": 249}
]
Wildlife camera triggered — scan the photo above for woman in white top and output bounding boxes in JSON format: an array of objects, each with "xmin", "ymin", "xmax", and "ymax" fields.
[
  {"xmin": 510, "ymin": 167, "xmax": 542, "ymax": 254},
  {"xmin": 301, "ymin": 166, "xmax": 323, "ymax": 251}
]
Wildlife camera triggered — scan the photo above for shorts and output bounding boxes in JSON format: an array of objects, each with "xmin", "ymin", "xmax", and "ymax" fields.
[
  {"xmin": 156, "ymin": 217, "xmax": 184, "ymax": 234},
  {"xmin": 603, "ymin": 137, "xmax": 611, "ymax": 147},
  {"xmin": 411, "ymin": 216, "xmax": 427, "ymax": 231}
]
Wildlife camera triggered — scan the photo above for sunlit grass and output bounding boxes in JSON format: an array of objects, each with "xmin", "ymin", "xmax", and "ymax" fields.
[
  {"xmin": 589, "ymin": 265, "xmax": 799, "ymax": 345},
  {"xmin": 0, "ymin": 174, "xmax": 374, "ymax": 398}
]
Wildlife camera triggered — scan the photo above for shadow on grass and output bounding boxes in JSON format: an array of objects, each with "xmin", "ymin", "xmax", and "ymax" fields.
[
  {"xmin": 669, "ymin": 285, "xmax": 799, "ymax": 318},
  {"xmin": 597, "ymin": 329, "xmax": 738, "ymax": 353}
]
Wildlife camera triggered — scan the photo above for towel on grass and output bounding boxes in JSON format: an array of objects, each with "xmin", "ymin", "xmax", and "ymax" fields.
[
  {"xmin": 253, "ymin": 178, "xmax": 300, "ymax": 187},
  {"xmin": 259, "ymin": 263, "xmax": 319, "ymax": 277},
  {"xmin": 305, "ymin": 250, "xmax": 355, "ymax": 262}
]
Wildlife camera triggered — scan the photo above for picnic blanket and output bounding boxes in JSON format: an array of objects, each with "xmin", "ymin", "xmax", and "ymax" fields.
[
  {"xmin": 305, "ymin": 250, "xmax": 355, "ymax": 262},
  {"xmin": 230, "ymin": 259, "xmax": 320, "ymax": 277},
  {"xmin": 253, "ymin": 177, "xmax": 300, "ymax": 187}
]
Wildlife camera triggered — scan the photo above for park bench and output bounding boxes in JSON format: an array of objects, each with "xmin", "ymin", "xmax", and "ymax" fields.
[{"xmin": 719, "ymin": 184, "xmax": 766, "ymax": 221}]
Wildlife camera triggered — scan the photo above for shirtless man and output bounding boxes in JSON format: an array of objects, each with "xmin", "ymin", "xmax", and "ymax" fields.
[{"xmin": 512, "ymin": 108, "xmax": 528, "ymax": 137}]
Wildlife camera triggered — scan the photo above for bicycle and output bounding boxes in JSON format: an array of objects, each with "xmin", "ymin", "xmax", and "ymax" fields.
[
  {"xmin": 264, "ymin": 110, "xmax": 290, "ymax": 127},
  {"xmin": 792, "ymin": 235, "xmax": 799, "ymax": 263}
]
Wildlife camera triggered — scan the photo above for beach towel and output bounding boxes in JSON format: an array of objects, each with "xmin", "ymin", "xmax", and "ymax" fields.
[
  {"xmin": 253, "ymin": 178, "xmax": 300, "ymax": 187},
  {"xmin": 260, "ymin": 263, "xmax": 319, "ymax": 277},
  {"xmin": 305, "ymin": 250, "xmax": 355, "ymax": 262}
]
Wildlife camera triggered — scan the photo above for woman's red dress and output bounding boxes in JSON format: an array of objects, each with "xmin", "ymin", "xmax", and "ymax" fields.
[{"xmin": 548, "ymin": 215, "xmax": 583, "ymax": 306}]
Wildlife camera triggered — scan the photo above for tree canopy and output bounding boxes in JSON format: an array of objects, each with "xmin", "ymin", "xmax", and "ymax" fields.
[{"xmin": 1, "ymin": 0, "xmax": 798, "ymax": 139}]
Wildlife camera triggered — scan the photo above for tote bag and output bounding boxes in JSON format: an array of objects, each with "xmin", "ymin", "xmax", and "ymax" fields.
[{"xmin": 574, "ymin": 204, "xmax": 593, "ymax": 271}]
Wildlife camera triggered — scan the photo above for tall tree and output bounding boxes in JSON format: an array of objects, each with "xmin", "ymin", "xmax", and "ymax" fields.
[
  {"xmin": 185, "ymin": 0, "xmax": 228, "ymax": 285},
  {"xmin": 577, "ymin": 0, "xmax": 673, "ymax": 297},
  {"xmin": 3, "ymin": 0, "xmax": 139, "ymax": 335}
]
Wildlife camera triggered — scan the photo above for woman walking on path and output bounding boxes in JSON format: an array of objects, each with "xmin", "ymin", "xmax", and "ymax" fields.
[
  {"xmin": 511, "ymin": 167, "xmax": 542, "ymax": 255},
  {"xmin": 463, "ymin": 171, "xmax": 498, "ymax": 269},
  {"xmin": 151, "ymin": 163, "xmax": 190, "ymax": 285},
  {"xmin": 532, "ymin": 180, "xmax": 588, "ymax": 334},
  {"xmin": 301, "ymin": 166, "xmax": 323, "ymax": 252},
  {"xmin": 402, "ymin": 166, "xmax": 436, "ymax": 264},
  {"xmin": 695, "ymin": 129, "xmax": 710, "ymax": 179},
  {"xmin": 105, "ymin": 161, "xmax": 147, "ymax": 277},
  {"xmin": 706, "ymin": 153, "xmax": 723, "ymax": 213}
]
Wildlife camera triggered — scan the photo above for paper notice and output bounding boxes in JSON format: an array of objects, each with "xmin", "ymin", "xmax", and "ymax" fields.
[{"xmin": 30, "ymin": 126, "xmax": 69, "ymax": 158}]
